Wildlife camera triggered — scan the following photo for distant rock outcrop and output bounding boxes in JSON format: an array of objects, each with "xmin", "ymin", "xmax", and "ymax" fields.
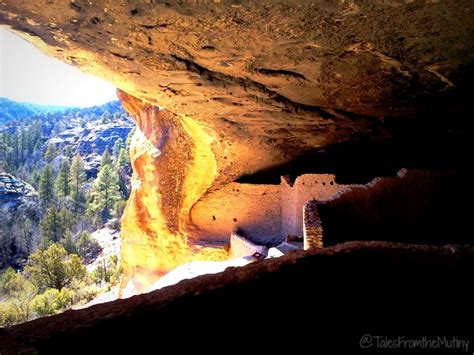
[
  {"xmin": 0, "ymin": 173, "xmax": 38, "ymax": 210},
  {"xmin": 48, "ymin": 118, "xmax": 133, "ymax": 176}
]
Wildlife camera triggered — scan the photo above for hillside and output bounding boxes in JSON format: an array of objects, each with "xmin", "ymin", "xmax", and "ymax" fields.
[
  {"xmin": 0, "ymin": 97, "xmax": 132, "ymax": 310},
  {"xmin": 0, "ymin": 97, "xmax": 133, "ymax": 327},
  {"xmin": 0, "ymin": 97, "xmax": 71, "ymax": 123}
]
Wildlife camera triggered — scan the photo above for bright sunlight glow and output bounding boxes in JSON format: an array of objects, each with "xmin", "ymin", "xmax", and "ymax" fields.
[{"xmin": 0, "ymin": 27, "xmax": 117, "ymax": 107}]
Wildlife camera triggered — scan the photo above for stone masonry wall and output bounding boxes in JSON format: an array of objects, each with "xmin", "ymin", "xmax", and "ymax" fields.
[
  {"xmin": 303, "ymin": 201, "xmax": 324, "ymax": 250},
  {"xmin": 229, "ymin": 232, "xmax": 268, "ymax": 259},
  {"xmin": 192, "ymin": 174, "xmax": 359, "ymax": 244},
  {"xmin": 191, "ymin": 182, "xmax": 281, "ymax": 244},
  {"xmin": 191, "ymin": 172, "xmax": 396, "ymax": 244},
  {"xmin": 281, "ymin": 174, "xmax": 351, "ymax": 239}
]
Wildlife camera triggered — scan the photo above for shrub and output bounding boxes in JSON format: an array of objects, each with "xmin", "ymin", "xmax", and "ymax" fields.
[
  {"xmin": 72, "ymin": 283, "xmax": 101, "ymax": 304},
  {"xmin": 24, "ymin": 243, "xmax": 87, "ymax": 292},
  {"xmin": 30, "ymin": 288, "xmax": 75, "ymax": 317},
  {"xmin": 0, "ymin": 302, "xmax": 21, "ymax": 327}
]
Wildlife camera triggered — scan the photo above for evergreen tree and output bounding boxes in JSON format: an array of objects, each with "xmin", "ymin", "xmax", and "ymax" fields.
[
  {"xmin": 41, "ymin": 208, "xmax": 61, "ymax": 244},
  {"xmin": 12, "ymin": 133, "xmax": 20, "ymax": 168},
  {"xmin": 43, "ymin": 143, "xmax": 56, "ymax": 162},
  {"xmin": 100, "ymin": 148, "xmax": 112, "ymax": 168},
  {"xmin": 58, "ymin": 208, "xmax": 75, "ymax": 235},
  {"xmin": 19, "ymin": 129, "xmax": 27, "ymax": 163},
  {"xmin": 116, "ymin": 148, "xmax": 130, "ymax": 198},
  {"xmin": 89, "ymin": 164, "xmax": 121, "ymax": 223},
  {"xmin": 41, "ymin": 207, "xmax": 75, "ymax": 245},
  {"xmin": 75, "ymin": 232, "xmax": 101, "ymax": 262},
  {"xmin": 30, "ymin": 169, "xmax": 41, "ymax": 190},
  {"xmin": 33, "ymin": 140, "xmax": 42, "ymax": 155},
  {"xmin": 112, "ymin": 138, "xmax": 124, "ymax": 158},
  {"xmin": 30, "ymin": 122, "xmax": 42, "ymax": 150},
  {"xmin": 70, "ymin": 154, "xmax": 86, "ymax": 211},
  {"xmin": 117, "ymin": 147, "xmax": 128, "ymax": 170},
  {"xmin": 55, "ymin": 162, "xmax": 71, "ymax": 197},
  {"xmin": 64, "ymin": 146, "xmax": 73, "ymax": 161},
  {"xmin": 39, "ymin": 165, "xmax": 55, "ymax": 206}
]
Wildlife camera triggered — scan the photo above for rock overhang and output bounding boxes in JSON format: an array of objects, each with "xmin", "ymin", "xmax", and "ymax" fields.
[
  {"xmin": 1, "ymin": 1, "xmax": 472, "ymax": 141},
  {"xmin": 1, "ymin": 0, "xmax": 472, "ymax": 293}
]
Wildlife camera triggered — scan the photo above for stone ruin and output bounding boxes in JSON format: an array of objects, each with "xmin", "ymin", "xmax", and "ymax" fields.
[{"xmin": 226, "ymin": 169, "xmax": 409, "ymax": 257}]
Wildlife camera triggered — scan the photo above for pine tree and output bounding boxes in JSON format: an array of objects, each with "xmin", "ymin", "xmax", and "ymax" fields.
[
  {"xmin": 116, "ymin": 148, "xmax": 130, "ymax": 198},
  {"xmin": 41, "ymin": 207, "xmax": 74, "ymax": 245},
  {"xmin": 64, "ymin": 146, "xmax": 73, "ymax": 161},
  {"xmin": 58, "ymin": 208, "xmax": 75, "ymax": 236},
  {"xmin": 117, "ymin": 147, "xmax": 128, "ymax": 170},
  {"xmin": 69, "ymin": 154, "xmax": 86, "ymax": 211},
  {"xmin": 55, "ymin": 162, "xmax": 70, "ymax": 197},
  {"xmin": 112, "ymin": 138, "xmax": 124, "ymax": 158},
  {"xmin": 30, "ymin": 169, "xmax": 41, "ymax": 190},
  {"xmin": 19, "ymin": 129, "xmax": 27, "ymax": 163},
  {"xmin": 89, "ymin": 164, "xmax": 121, "ymax": 223},
  {"xmin": 43, "ymin": 143, "xmax": 56, "ymax": 163},
  {"xmin": 39, "ymin": 165, "xmax": 55, "ymax": 206},
  {"xmin": 12, "ymin": 133, "xmax": 20, "ymax": 168},
  {"xmin": 30, "ymin": 122, "xmax": 42, "ymax": 151},
  {"xmin": 41, "ymin": 208, "xmax": 61, "ymax": 244},
  {"xmin": 33, "ymin": 140, "xmax": 42, "ymax": 155},
  {"xmin": 100, "ymin": 148, "xmax": 112, "ymax": 168}
]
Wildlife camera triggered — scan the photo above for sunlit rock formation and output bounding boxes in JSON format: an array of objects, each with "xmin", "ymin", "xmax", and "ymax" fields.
[
  {"xmin": 118, "ymin": 91, "xmax": 227, "ymax": 295},
  {"xmin": 1, "ymin": 0, "xmax": 472, "ymax": 293}
]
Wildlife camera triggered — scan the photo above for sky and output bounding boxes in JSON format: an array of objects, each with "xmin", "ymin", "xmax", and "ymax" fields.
[{"xmin": 0, "ymin": 27, "xmax": 117, "ymax": 107}]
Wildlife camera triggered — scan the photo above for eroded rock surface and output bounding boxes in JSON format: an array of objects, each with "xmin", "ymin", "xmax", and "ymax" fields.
[
  {"xmin": 1, "ymin": 0, "xmax": 472, "ymax": 290},
  {"xmin": 0, "ymin": 174, "xmax": 38, "ymax": 210},
  {"xmin": 1, "ymin": 1, "xmax": 472, "ymax": 174},
  {"xmin": 48, "ymin": 118, "xmax": 133, "ymax": 176}
]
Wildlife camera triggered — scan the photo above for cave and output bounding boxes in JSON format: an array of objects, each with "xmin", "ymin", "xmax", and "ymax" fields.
[{"xmin": 1, "ymin": 0, "xmax": 473, "ymax": 353}]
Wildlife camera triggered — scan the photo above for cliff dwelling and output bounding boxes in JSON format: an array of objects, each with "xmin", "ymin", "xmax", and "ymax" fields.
[{"xmin": 0, "ymin": 0, "xmax": 473, "ymax": 353}]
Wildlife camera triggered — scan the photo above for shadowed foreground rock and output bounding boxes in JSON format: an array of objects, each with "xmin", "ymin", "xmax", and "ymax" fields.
[{"xmin": 1, "ymin": 241, "xmax": 473, "ymax": 354}]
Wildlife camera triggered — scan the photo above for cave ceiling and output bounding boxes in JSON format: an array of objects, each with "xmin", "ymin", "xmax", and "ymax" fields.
[{"xmin": 1, "ymin": 0, "xmax": 472, "ymax": 184}]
